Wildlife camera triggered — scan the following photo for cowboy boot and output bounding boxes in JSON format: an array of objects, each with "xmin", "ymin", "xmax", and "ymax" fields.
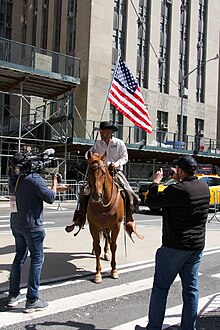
[
  {"xmin": 65, "ymin": 209, "xmax": 86, "ymax": 234},
  {"xmin": 65, "ymin": 194, "xmax": 89, "ymax": 236}
]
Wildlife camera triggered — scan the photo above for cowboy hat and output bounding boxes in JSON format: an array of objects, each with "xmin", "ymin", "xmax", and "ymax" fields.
[{"xmin": 94, "ymin": 121, "xmax": 118, "ymax": 132}]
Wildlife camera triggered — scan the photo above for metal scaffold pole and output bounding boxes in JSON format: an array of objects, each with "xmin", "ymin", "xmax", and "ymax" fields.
[{"xmin": 18, "ymin": 83, "xmax": 23, "ymax": 152}]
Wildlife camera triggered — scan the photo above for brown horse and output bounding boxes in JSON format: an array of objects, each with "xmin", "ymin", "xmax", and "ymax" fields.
[{"xmin": 87, "ymin": 152, "xmax": 125, "ymax": 284}]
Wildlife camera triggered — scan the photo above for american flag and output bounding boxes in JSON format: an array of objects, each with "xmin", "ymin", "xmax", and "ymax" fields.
[{"xmin": 108, "ymin": 57, "xmax": 152, "ymax": 134}]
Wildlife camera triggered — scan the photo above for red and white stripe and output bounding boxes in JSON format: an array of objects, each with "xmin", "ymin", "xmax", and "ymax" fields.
[{"xmin": 108, "ymin": 80, "xmax": 152, "ymax": 134}]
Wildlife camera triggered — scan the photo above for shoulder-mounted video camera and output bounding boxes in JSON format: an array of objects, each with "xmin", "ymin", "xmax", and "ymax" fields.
[{"xmin": 9, "ymin": 148, "xmax": 61, "ymax": 181}]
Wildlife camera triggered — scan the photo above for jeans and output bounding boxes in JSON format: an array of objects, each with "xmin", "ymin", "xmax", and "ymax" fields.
[
  {"xmin": 9, "ymin": 228, "xmax": 46, "ymax": 302},
  {"xmin": 147, "ymin": 245, "xmax": 203, "ymax": 330}
]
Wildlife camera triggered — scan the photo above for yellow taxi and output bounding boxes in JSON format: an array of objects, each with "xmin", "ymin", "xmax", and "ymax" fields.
[
  {"xmin": 139, "ymin": 174, "xmax": 220, "ymax": 209},
  {"xmin": 196, "ymin": 174, "xmax": 220, "ymax": 207}
]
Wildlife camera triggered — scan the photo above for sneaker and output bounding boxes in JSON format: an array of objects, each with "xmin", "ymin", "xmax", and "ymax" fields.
[
  {"xmin": 5, "ymin": 293, "xmax": 23, "ymax": 308},
  {"xmin": 23, "ymin": 298, "xmax": 48, "ymax": 313}
]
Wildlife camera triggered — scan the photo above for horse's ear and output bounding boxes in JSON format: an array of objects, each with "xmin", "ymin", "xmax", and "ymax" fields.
[
  {"xmin": 87, "ymin": 151, "xmax": 92, "ymax": 159},
  {"xmin": 101, "ymin": 152, "xmax": 107, "ymax": 162}
]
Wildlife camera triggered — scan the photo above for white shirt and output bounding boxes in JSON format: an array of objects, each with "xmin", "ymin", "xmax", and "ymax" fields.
[{"xmin": 86, "ymin": 137, "xmax": 128, "ymax": 171}]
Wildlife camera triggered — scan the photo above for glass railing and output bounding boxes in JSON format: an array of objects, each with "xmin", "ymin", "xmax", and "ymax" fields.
[
  {"xmin": 0, "ymin": 37, "xmax": 80, "ymax": 80},
  {"xmin": 72, "ymin": 118, "xmax": 220, "ymax": 156}
]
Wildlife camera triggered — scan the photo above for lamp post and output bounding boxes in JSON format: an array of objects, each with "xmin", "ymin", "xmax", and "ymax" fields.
[{"xmin": 179, "ymin": 54, "xmax": 219, "ymax": 147}]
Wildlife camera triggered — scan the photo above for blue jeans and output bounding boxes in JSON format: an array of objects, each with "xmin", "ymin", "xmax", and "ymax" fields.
[
  {"xmin": 147, "ymin": 245, "xmax": 203, "ymax": 330},
  {"xmin": 9, "ymin": 228, "xmax": 46, "ymax": 302}
]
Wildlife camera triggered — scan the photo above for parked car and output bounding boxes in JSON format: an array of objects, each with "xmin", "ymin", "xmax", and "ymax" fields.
[{"xmin": 139, "ymin": 174, "xmax": 220, "ymax": 211}]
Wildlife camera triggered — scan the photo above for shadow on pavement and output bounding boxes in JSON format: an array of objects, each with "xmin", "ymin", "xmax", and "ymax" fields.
[
  {"xmin": 25, "ymin": 320, "xmax": 108, "ymax": 329},
  {"xmin": 0, "ymin": 245, "xmax": 97, "ymax": 293}
]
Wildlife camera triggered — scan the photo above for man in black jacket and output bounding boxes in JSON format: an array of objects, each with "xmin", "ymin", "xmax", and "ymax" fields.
[{"xmin": 146, "ymin": 155, "xmax": 210, "ymax": 330}]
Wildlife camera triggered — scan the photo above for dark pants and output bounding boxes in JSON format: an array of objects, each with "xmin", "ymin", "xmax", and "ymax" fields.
[{"xmin": 9, "ymin": 228, "xmax": 45, "ymax": 302}]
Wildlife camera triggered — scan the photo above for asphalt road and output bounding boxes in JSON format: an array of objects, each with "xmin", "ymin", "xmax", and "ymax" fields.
[{"xmin": 0, "ymin": 201, "xmax": 220, "ymax": 329}]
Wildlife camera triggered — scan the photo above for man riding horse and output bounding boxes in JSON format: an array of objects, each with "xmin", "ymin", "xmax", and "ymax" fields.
[{"xmin": 65, "ymin": 121, "xmax": 141, "ymax": 239}]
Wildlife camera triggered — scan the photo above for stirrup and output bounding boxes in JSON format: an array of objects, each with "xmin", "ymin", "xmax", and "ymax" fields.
[
  {"xmin": 65, "ymin": 210, "xmax": 86, "ymax": 236},
  {"xmin": 125, "ymin": 218, "xmax": 144, "ymax": 242}
]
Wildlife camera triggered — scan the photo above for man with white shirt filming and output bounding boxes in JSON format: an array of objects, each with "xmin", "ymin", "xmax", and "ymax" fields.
[{"xmin": 65, "ymin": 121, "xmax": 142, "ymax": 240}]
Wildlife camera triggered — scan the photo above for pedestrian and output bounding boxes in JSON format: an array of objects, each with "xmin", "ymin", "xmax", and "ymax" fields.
[
  {"xmin": 5, "ymin": 155, "xmax": 59, "ymax": 313},
  {"xmin": 65, "ymin": 120, "xmax": 142, "ymax": 239},
  {"xmin": 146, "ymin": 155, "xmax": 210, "ymax": 330}
]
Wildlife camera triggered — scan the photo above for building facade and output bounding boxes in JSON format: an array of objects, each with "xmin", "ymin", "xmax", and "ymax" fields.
[{"xmin": 0, "ymin": 0, "xmax": 220, "ymax": 179}]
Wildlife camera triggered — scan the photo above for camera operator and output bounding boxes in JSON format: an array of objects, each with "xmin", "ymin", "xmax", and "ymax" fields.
[
  {"xmin": 6, "ymin": 158, "xmax": 59, "ymax": 313},
  {"xmin": 146, "ymin": 155, "xmax": 210, "ymax": 330}
]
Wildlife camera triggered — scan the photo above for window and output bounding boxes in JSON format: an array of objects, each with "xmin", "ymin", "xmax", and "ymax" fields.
[
  {"xmin": 208, "ymin": 178, "xmax": 220, "ymax": 186},
  {"xmin": 109, "ymin": 104, "xmax": 123, "ymax": 139},
  {"xmin": 136, "ymin": 0, "xmax": 151, "ymax": 89},
  {"xmin": 195, "ymin": 118, "xmax": 204, "ymax": 136},
  {"xmin": 200, "ymin": 177, "xmax": 220, "ymax": 187},
  {"xmin": 157, "ymin": 110, "xmax": 168, "ymax": 143},
  {"xmin": 177, "ymin": 114, "xmax": 187, "ymax": 140},
  {"xmin": 67, "ymin": 0, "xmax": 77, "ymax": 55},
  {"xmin": 134, "ymin": 125, "xmax": 146, "ymax": 144},
  {"xmin": 53, "ymin": 0, "xmax": 62, "ymax": 52},
  {"xmin": 178, "ymin": 0, "xmax": 190, "ymax": 97},
  {"xmin": 112, "ymin": 0, "xmax": 127, "ymax": 64},
  {"xmin": 158, "ymin": 0, "xmax": 172, "ymax": 94},
  {"xmin": 41, "ymin": 0, "xmax": 49, "ymax": 49},
  {"xmin": 32, "ymin": 0, "xmax": 38, "ymax": 46},
  {"xmin": 196, "ymin": 0, "xmax": 207, "ymax": 103}
]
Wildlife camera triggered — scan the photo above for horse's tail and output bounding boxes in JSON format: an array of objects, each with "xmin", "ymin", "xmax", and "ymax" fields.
[{"xmin": 100, "ymin": 229, "xmax": 111, "ymax": 244}]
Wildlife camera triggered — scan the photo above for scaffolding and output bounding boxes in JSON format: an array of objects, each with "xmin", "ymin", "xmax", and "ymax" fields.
[{"xmin": 0, "ymin": 37, "xmax": 81, "ymax": 180}]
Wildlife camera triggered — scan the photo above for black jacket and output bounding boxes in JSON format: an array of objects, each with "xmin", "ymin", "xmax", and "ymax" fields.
[{"xmin": 147, "ymin": 176, "xmax": 210, "ymax": 251}]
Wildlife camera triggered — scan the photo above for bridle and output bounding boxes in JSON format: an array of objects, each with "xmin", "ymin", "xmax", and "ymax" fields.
[{"xmin": 89, "ymin": 162, "xmax": 116, "ymax": 208}]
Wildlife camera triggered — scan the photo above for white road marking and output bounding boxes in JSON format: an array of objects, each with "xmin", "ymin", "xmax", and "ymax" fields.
[
  {"xmin": 211, "ymin": 273, "xmax": 220, "ymax": 279},
  {"xmin": 1, "ymin": 272, "xmax": 204, "ymax": 328},
  {"xmin": 0, "ymin": 278, "xmax": 154, "ymax": 327}
]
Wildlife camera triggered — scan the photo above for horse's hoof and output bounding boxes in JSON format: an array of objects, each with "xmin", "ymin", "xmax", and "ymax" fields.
[
  {"xmin": 104, "ymin": 252, "xmax": 110, "ymax": 261},
  {"xmin": 94, "ymin": 273, "xmax": 102, "ymax": 284},
  {"xmin": 65, "ymin": 225, "xmax": 75, "ymax": 233},
  {"xmin": 111, "ymin": 269, "xmax": 118, "ymax": 279}
]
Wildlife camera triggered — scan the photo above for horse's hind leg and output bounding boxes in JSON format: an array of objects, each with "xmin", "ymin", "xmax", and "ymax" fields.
[
  {"xmin": 90, "ymin": 226, "xmax": 102, "ymax": 284},
  {"xmin": 110, "ymin": 224, "xmax": 120, "ymax": 279}
]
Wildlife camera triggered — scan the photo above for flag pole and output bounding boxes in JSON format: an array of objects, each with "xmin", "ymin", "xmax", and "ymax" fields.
[{"xmin": 94, "ymin": 55, "xmax": 121, "ymax": 142}]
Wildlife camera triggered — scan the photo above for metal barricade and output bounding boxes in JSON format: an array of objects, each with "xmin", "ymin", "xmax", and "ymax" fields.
[
  {"xmin": 0, "ymin": 179, "xmax": 9, "ymax": 199},
  {"xmin": 0, "ymin": 178, "xmax": 85, "ymax": 210},
  {"xmin": 208, "ymin": 190, "xmax": 220, "ymax": 223},
  {"xmin": 64, "ymin": 180, "xmax": 85, "ymax": 201}
]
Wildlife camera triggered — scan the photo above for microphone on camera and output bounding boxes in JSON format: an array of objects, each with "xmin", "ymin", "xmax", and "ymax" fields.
[{"xmin": 43, "ymin": 148, "xmax": 55, "ymax": 156}]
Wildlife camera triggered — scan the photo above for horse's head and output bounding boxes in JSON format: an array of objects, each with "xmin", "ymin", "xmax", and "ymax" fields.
[{"xmin": 87, "ymin": 152, "xmax": 107, "ymax": 203}]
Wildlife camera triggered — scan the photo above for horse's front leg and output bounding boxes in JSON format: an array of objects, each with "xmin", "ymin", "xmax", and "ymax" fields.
[
  {"xmin": 110, "ymin": 224, "xmax": 120, "ymax": 279},
  {"xmin": 104, "ymin": 232, "xmax": 110, "ymax": 261},
  {"xmin": 89, "ymin": 226, "xmax": 102, "ymax": 284}
]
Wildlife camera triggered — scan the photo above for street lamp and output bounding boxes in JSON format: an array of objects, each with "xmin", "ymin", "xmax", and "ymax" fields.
[{"xmin": 179, "ymin": 54, "xmax": 219, "ymax": 147}]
